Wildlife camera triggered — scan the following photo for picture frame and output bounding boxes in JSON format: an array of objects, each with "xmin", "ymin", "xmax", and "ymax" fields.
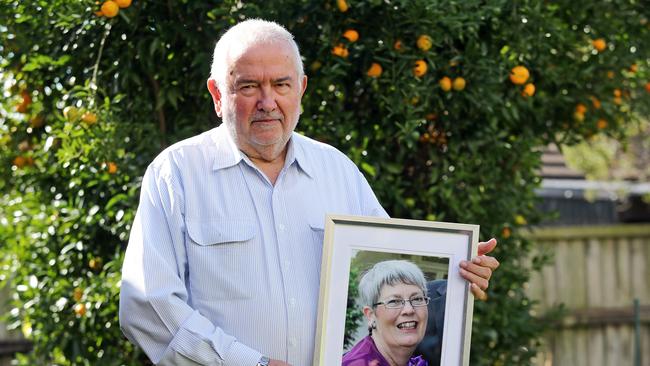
[{"xmin": 313, "ymin": 214, "xmax": 479, "ymax": 366}]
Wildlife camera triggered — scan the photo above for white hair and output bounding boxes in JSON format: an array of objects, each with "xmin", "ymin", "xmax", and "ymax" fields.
[
  {"xmin": 358, "ymin": 260, "xmax": 428, "ymax": 307},
  {"xmin": 209, "ymin": 19, "xmax": 304, "ymax": 89}
]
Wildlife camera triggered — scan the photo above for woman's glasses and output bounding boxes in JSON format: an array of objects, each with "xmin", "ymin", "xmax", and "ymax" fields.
[{"xmin": 373, "ymin": 296, "xmax": 430, "ymax": 309}]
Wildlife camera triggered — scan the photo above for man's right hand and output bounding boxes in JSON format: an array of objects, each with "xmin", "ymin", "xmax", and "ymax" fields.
[{"xmin": 269, "ymin": 360, "xmax": 292, "ymax": 366}]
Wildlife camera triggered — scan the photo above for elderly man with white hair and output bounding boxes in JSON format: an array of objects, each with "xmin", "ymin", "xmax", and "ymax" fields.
[{"xmin": 119, "ymin": 19, "xmax": 499, "ymax": 366}]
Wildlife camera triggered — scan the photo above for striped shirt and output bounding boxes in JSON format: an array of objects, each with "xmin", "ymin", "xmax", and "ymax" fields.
[{"xmin": 119, "ymin": 124, "xmax": 387, "ymax": 366}]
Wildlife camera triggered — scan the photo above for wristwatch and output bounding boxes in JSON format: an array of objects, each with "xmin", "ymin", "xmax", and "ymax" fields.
[{"xmin": 257, "ymin": 356, "xmax": 270, "ymax": 366}]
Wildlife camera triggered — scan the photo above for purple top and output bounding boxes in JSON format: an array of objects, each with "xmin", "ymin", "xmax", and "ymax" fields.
[{"xmin": 342, "ymin": 336, "xmax": 429, "ymax": 366}]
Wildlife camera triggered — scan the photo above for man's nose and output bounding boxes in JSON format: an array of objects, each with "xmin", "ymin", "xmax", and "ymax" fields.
[{"xmin": 257, "ymin": 86, "xmax": 278, "ymax": 112}]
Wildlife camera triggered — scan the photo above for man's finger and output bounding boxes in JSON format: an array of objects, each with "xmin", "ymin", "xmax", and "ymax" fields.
[
  {"xmin": 477, "ymin": 238, "xmax": 497, "ymax": 256},
  {"xmin": 470, "ymin": 283, "xmax": 488, "ymax": 301},
  {"xmin": 472, "ymin": 255, "xmax": 500, "ymax": 271},
  {"xmin": 460, "ymin": 260, "xmax": 493, "ymax": 280},
  {"xmin": 460, "ymin": 268, "xmax": 489, "ymax": 290}
]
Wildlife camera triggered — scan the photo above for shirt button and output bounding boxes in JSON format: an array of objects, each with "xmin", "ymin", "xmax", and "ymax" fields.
[
  {"xmin": 279, "ymin": 224, "xmax": 286, "ymax": 231},
  {"xmin": 284, "ymin": 259, "xmax": 291, "ymax": 267},
  {"xmin": 289, "ymin": 338, "xmax": 297, "ymax": 347},
  {"xmin": 289, "ymin": 298, "xmax": 296, "ymax": 307}
]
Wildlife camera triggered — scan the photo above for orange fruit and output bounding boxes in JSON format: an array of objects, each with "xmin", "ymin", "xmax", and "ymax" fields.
[
  {"xmin": 575, "ymin": 103, "xmax": 587, "ymax": 115},
  {"xmin": 439, "ymin": 77, "xmax": 452, "ymax": 92},
  {"xmin": 502, "ymin": 227, "xmax": 511, "ymax": 239},
  {"xmin": 115, "ymin": 0, "xmax": 131, "ymax": 8},
  {"xmin": 597, "ymin": 119, "xmax": 608, "ymax": 129},
  {"xmin": 73, "ymin": 288, "xmax": 83, "ymax": 302},
  {"xmin": 413, "ymin": 60, "xmax": 427, "ymax": 77},
  {"xmin": 101, "ymin": 1, "xmax": 119, "ymax": 18},
  {"xmin": 509, "ymin": 66, "xmax": 529, "ymax": 85},
  {"xmin": 592, "ymin": 38, "xmax": 606, "ymax": 52},
  {"xmin": 393, "ymin": 40, "xmax": 403, "ymax": 51},
  {"xmin": 107, "ymin": 162, "xmax": 118, "ymax": 174},
  {"xmin": 573, "ymin": 111, "xmax": 585, "ymax": 122},
  {"xmin": 613, "ymin": 96, "xmax": 622, "ymax": 105},
  {"xmin": 16, "ymin": 90, "xmax": 31, "ymax": 113},
  {"xmin": 73, "ymin": 303, "xmax": 87, "ymax": 317},
  {"xmin": 590, "ymin": 96, "xmax": 601, "ymax": 109},
  {"xmin": 336, "ymin": 0, "xmax": 349, "ymax": 12},
  {"xmin": 331, "ymin": 44, "xmax": 349, "ymax": 58},
  {"xmin": 452, "ymin": 77, "xmax": 466, "ymax": 91},
  {"xmin": 20, "ymin": 90, "xmax": 31, "ymax": 105},
  {"xmin": 13, "ymin": 156, "xmax": 27, "ymax": 168},
  {"xmin": 89, "ymin": 257, "xmax": 103, "ymax": 270},
  {"xmin": 16, "ymin": 102, "xmax": 28, "ymax": 113},
  {"xmin": 342, "ymin": 29, "xmax": 359, "ymax": 42},
  {"xmin": 613, "ymin": 89, "xmax": 621, "ymax": 98},
  {"xmin": 629, "ymin": 64, "xmax": 638, "ymax": 73},
  {"xmin": 366, "ymin": 63, "xmax": 382, "ymax": 78},
  {"xmin": 607, "ymin": 71, "xmax": 615, "ymax": 79},
  {"xmin": 82, "ymin": 112, "xmax": 98, "ymax": 125},
  {"xmin": 416, "ymin": 35, "xmax": 433, "ymax": 51},
  {"xmin": 645, "ymin": 81, "xmax": 650, "ymax": 94},
  {"xmin": 94, "ymin": 10, "xmax": 104, "ymax": 17},
  {"xmin": 522, "ymin": 83, "xmax": 535, "ymax": 97}
]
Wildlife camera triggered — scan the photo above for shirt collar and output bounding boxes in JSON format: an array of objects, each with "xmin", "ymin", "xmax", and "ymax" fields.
[
  {"xmin": 210, "ymin": 124, "xmax": 244, "ymax": 171},
  {"xmin": 209, "ymin": 124, "xmax": 314, "ymax": 179}
]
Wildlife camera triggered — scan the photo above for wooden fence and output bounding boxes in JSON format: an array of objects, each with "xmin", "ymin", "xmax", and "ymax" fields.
[{"xmin": 526, "ymin": 224, "xmax": 650, "ymax": 366}]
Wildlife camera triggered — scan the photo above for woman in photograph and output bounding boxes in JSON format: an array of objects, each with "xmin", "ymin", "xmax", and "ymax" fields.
[{"xmin": 343, "ymin": 260, "xmax": 429, "ymax": 366}]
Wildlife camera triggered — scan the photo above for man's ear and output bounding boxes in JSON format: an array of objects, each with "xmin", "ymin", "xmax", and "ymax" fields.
[
  {"xmin": 207, "ymin": 79, "xmax": 223, "ymax": 117},
  {"xmin": 300, "ymin": 75, "xmax": 308, "ymax": 97}
]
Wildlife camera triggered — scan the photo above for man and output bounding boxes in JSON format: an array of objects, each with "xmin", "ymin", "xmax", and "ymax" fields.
[{"xmin": 119, "ymin": 19, "xmax": 499, "ymax": 366}]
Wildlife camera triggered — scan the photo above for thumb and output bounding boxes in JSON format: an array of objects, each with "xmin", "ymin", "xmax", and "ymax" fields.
[{"xmin": 477, "ymin": 238, "xmax": 497, "ymax": 256}]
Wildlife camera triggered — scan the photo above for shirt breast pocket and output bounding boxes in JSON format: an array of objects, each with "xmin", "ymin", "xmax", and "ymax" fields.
[{"xmin": 185, "ymin": 218, "xmax": 256, "ymax": 301}]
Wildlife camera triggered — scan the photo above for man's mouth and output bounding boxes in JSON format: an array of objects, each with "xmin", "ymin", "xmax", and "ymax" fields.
[{"xmin": 397, "ymin": 321, "xmax": 417, "ymax": 330}]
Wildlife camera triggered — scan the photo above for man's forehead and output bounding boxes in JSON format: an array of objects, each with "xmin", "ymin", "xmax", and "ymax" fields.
[
  {"xmin": 227, "ymin": 40, "xmax": 294, "ymax": 65},
  {"xmin": 226, "ymin": 42, "xmax": 298, "ymax": 79}
]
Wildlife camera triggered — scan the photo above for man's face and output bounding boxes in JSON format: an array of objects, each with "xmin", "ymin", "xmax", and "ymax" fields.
[{"xmin": 208, "ymin": 41, "xmax": 307, "ymax": 159}]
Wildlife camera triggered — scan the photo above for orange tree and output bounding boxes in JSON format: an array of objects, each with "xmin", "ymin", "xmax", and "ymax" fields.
[{"xmin": 1, "ymin": 0, "xmax": 649, "ymax": 365}]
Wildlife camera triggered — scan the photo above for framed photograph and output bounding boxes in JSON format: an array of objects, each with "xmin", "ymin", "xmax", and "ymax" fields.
[{"xmin": 313, "ymin": 215, "xmax": 479, "ymax": 366}]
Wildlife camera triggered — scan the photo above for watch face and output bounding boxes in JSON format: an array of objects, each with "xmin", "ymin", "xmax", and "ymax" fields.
[{"xmin": 258, "ymin": 356, "xmax": 270, "ymax": 366}]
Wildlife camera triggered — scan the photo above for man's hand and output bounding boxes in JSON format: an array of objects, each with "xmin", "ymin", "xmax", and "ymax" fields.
[
  {"xmin": 269, "ymin": 359, "xmax": 292, "ymax": 366},
  {"xmin": 459, "ymin": 238, "xmax": 499, "ymax": 301}
]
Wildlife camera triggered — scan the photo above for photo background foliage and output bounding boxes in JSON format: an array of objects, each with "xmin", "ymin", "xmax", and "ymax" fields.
[{"xmin": 1, "ymin": 0, "xmax": 649, "ymax": 365}]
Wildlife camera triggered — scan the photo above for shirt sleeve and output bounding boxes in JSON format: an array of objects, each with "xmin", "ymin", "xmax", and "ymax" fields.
[
  {"xmin": 355, "ymin": 168, "xmax": 389, "ymax": 219},
  {"xmin": 119, "ymin": 163, "xmax": 262, "ymax": 366}
]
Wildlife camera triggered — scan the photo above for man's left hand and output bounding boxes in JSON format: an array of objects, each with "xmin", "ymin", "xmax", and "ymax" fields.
[{"xmin": 459, "ymin": 238, "xmax": 499, "ymax": 301}]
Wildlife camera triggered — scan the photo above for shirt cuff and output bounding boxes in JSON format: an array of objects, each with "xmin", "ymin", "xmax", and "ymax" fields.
[
  {"xmin": 225, "ymin": 341, "xmax": 264, "ymax": 366},
  {"xmin": 171, "ymin": 310, "xmax": 263, "ymax": 366}
]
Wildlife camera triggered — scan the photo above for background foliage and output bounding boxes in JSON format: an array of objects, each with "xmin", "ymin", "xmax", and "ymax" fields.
[{"xmin": 1, "ymin": 0, "xmax": 649, "ymax": 365}]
